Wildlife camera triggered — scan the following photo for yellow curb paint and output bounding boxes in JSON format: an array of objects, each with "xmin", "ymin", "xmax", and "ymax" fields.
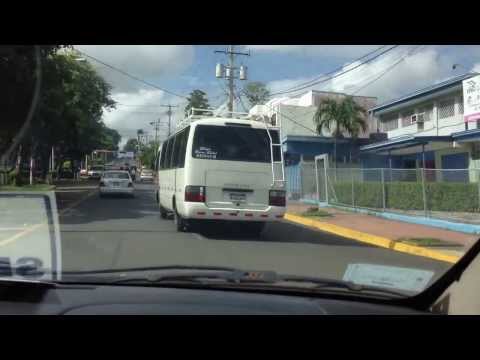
[
  {"xmin": 0, "ymin": 188, "xmax": 98, "ymax": 248},
  {"xmin": 284, "ymin": 213, "xmax": 460, "ymax": 264}
]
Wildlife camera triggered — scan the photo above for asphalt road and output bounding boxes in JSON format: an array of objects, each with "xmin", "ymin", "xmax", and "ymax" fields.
[{"xmin": 56, "ymin": 182, "xmax": 451, "ymax": 287}]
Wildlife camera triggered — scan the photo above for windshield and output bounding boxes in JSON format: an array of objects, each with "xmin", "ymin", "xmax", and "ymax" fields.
[
  {"xmin": 104, "ymin": 172, "xmax": 129, "ymax": 179},
  {"xmin": 1, "ymin": 44, "xmax": 479, "ymax": 310}
]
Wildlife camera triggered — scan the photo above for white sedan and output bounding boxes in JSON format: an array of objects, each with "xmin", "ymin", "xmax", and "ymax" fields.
[
  {"xmin": 99, "ymin": 171, "xmax": 135, "ymax": 197},
  {"xmin": 139, "ymin": 170, "xmax": 154, "ymax": 182}
]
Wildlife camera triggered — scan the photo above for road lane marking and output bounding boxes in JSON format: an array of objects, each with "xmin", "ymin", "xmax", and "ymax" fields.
[
  {"xmin": 0, "ymin": 188, "xmax": 98, "ymax": 248},
  {"xmin": 284, "ymin": 213, "xmax": 460, "ymax": 264}
]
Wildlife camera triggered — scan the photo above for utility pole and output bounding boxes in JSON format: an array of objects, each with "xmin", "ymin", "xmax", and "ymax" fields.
[
  {"xmin": 161, "ymin": 104, "xmax": 178, "ymax": 137},
  {"xmin": 150, "ymin": 119, "xmax": 160, "ymax": 147},
  {"xmin": 215, "ymin": 45, "xmax": 250, "ymax": 114}
]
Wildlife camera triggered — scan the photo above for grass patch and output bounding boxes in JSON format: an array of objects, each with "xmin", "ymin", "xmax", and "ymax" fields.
[
  {"xmin": 0, "ymin": 184, "xmax": 55, "ymax": 192},
  {"xmin": 397, "ymin": 237, "xmax": 452, "ymax": 247},
  {"xmin": 300, "ymin": 207, "xmax": 332, "ymax": 218}
]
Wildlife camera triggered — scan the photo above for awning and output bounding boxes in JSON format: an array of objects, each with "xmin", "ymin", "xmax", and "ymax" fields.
[
  {"xmin": 451, "ymin": 128, "xmax": 480, "ymax": 143},
  {"xmin": 359, "ymin": 135, "xmax": 452, "ymax": 155}
]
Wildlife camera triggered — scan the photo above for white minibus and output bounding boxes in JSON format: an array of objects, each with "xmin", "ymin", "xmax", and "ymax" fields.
[{"xmin": 155, "ymin": 111, "xmax": 285, "ymax": 233}]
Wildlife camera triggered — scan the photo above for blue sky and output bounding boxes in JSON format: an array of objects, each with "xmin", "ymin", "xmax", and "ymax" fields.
[{"xmin": 75, "ymin": 45, "xmax": 480, "ymax": 144}]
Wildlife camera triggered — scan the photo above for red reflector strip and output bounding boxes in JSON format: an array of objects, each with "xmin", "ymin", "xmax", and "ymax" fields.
[
  {"xmin": 229, "ymin": 213, "xmax": 238, "ymax": 216},
  {"xmin": 260, "ymin": 214, "xmax": 268, "ymax": 218},
  {"xmin": 197, "ymin": 212, "xmax": 206, "ymax": 215},
  {"xmin": 213, "ymin": 212, "xmax": 222, "ymax": 216},
  {"xmin": 245, "ymin": 213, "xmax": 253, "ymax": 217}
]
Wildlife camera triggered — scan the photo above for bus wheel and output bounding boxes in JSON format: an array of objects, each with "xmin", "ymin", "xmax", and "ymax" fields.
[
  {"xmin": 174, "ymin": 210, "xmax": 189, "ymax": 232},
  {"xmin": 159, "ymin": 205, "xmax": 168, "ymax": 219}
]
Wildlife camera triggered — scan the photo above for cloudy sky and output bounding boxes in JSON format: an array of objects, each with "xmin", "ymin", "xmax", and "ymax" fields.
[{"xmin": 75, "ymin": 45, "xmax": 480, "ymax": 147}]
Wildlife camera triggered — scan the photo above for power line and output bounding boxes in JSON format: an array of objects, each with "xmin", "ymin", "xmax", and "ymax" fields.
[
  {"xmin": 266, "ymin": 45, "xmax": 420, "ymax": 122},
  {"xmin": 268, "ymin": 45, "xmax": 390, "ymax": 96},
  {"xmin": 74, "ymin": 48, "xmax": 188, "ymax": 99},
  {"xmin": 351, "ymin": 45, "xmax": 425, "ymax": 95},
  {"xmin": 261, "ymin": 46, "xmax": 427, "ymax": 136},
  {"xmin": 269, "ymin": 45, "xmax": 400, "ymax": 97}
]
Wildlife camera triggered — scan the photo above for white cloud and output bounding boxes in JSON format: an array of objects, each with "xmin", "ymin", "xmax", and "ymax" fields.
[
  {"xmin": 102, "ymin": 88, "xmax": 188, "ymax": 147},
  {"xmin": 244, "ymin": 45, "xmax": 382, "ymax": 59},
  {"xmin": 265, "ymin": 46, "xmax": 458, "ymax": 104},
  {"xmin": 76, "ymin": 45, "xmax": 195, "ymax": 94},
  {"xmin": 267, "ymin": 76, "xmax": 317, "ymax": 94}
]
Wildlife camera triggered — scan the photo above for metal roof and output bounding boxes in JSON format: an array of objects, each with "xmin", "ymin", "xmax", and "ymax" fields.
[
  {"xmin": 369, "ymin": 73, "xmax": 477, "ymax": 113},
  {"xmin": 451, "ymin": 128, "xmax": 480, "ymax": 141},
  {"xmin": 360, "ymin": 135, "xmax": 452, "ymax": 153}
]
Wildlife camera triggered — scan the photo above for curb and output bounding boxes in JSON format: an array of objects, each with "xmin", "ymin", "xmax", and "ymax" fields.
[{"xmin": 284, "ymin": 213, "xmax": 461, "ymax": 264}]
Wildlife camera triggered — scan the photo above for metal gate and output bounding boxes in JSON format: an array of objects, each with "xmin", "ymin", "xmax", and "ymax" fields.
[{"xmin": 314, "ymin": 154, "xmax": 329, "ymax": 203}]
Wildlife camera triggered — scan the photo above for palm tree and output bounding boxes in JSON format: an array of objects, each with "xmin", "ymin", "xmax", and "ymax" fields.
[{"xmin": 313, "ymin": 96, "xmax": 367, "ymax": 169}]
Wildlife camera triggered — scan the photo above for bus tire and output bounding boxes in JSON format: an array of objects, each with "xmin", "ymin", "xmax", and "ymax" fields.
[
  {"xmin": 160, "ymin": 205, "xmax": 168, "ymax": 219},
  {"xmin": 174, "ymin": 210, "xmax": 189, "ymax": 232}
]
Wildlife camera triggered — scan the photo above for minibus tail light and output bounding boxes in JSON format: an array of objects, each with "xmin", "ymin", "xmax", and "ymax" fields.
[
  {"xmin": 185, "ymin": 186, "xmax": 206, "ymax": 203},
  {"xmin": 269, "ymin": 190, "xmax": 286, "ymax": 207}
]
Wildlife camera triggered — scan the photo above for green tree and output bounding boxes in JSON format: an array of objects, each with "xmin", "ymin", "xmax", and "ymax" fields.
[
  {"xmin": 313, "ymin": 96, "xmax": 367, "ymax": 168},
  {"xmin": 0, "ymin": 46, "xmax": 64, "ymax": 170},
  {"xmin": 35, "ymin": 51, "xmax": 116, "ymax": 176},
  {"xmin": 184, "ymin": 89, "xmax": 210, "ymax": 116},
  {"xmin": 139, "ymin": 142, "xmax": 157, "ymax": 170},
  {"xmin": 243, "ymin": 82, "xmax": 270, "ymax": 107},
  {"xmin": 123, "ymin": 138, "xmax": 139, "ymax": 152}
]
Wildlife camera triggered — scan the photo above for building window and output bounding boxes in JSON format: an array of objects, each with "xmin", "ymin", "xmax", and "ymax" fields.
[
  {"xmin": 438, "ymin": 98, "xmax": 455, "ymax": 119},
  {"xmin": 417, "ymin": 104, "xmax": 433, "ymax": 122},
  {"xmin": 379, "ymin": 114, "xmax": 398, "ymax": 131},
  {"xmin": 401, "ymin": 110, "xmax": 414, "ymax": 127}
]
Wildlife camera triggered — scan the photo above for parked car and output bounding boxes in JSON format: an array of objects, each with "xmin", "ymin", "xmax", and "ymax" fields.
[
  {"xmin": 99, "ymin": 170, "xmax": 134, "ymax": 198},
  {"xmin": 88, "ymin": 165, "xmax": 104, "ymax": 179},
  {"xmin": 79, "ymin": 168, "xmax": 88, "ymax": 178},
  {"xmin": 139, "ymin": 169, "xmax": 154, "ymax": 182}
]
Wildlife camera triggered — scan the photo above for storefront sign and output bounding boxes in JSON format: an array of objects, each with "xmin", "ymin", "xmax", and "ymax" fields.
[{"xmin": 463, "ymin": 74, "xmax": 480, "ymax": 122}]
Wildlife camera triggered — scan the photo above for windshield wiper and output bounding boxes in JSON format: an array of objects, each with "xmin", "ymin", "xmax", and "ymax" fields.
[{"xmin": 74, "ymin": 267, "xmax": 407, "ymax": 298}]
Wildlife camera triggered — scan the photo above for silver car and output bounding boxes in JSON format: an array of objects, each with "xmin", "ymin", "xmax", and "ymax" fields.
[{"xmin": 99, "ymin": 171, "xmax": 135, "ymax": 198}]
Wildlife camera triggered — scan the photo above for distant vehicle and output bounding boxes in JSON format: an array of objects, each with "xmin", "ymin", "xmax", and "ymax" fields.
[
  {"xmin": 140, "ymin": 169, "xmax": 154, "ymax": 182},
  {"xmin": 88, "ymin": 165, "xmax": 104, "ymax": 179},
  {"xmin": 59, "ymin": 168, "xmax": 75, "ymax": 179},
  {"xmin": 79, "ymin": 169, "xmax": 88, "ymax": 178},
  {"xmin": 99, "ymin": 171, "xmax": 134, "ymax": 198}
]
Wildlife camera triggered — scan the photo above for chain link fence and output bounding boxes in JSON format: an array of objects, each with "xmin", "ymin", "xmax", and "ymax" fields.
[{"xmin": 316, "ymin": 167, "xmax": 480, "ymax": 223}]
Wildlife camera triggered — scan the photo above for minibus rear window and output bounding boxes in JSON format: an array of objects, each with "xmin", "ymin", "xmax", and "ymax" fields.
[{"xmin": 192, "ymin": 125, "xmax": 273, "ymax": 163}]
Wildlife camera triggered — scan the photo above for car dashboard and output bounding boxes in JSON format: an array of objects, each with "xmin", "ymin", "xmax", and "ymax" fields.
[{"xmin": 0, "ymin": 283, "xmax": 430, "ymax": 315}]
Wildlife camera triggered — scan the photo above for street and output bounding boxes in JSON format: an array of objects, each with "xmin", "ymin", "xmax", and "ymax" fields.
[{"xmin": 56, "ymin": 182, "xmax": 451, "ymax": 284}]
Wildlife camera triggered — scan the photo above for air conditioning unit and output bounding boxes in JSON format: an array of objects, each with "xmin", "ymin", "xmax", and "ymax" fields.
[{"xmin": 411, "ymin": 112, "xmax": 425, "ymax": 124}]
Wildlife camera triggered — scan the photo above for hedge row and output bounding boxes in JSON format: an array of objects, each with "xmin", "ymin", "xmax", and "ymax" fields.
[{"xmin": 331, "ymin": 181, "xmax": 480, "ymax": 213}]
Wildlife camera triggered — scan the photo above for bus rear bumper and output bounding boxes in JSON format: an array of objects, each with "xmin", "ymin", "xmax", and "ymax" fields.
[{"xmin": 181, "ymin": 203, "xmax": 286, "ymax": 222}]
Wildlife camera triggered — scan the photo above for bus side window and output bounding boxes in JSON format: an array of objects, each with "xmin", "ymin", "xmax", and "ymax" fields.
[
  {"xmin": 167, "ymin": 135, "xmax": 176, "ymax": 169},
  {"xmin": 159, "ymin": 144, "xmax": 165, "ymax": 170},
  {"xmin": 163, "ymin": 139, "xmax": 172, "ymax": 169},
  {"xmin": 172, "ymin": 132, "xmax": 182, "ymax": 168},
  {"xmin": 178, "ymin": 127, "xmax": 190, "ymax": 168}
]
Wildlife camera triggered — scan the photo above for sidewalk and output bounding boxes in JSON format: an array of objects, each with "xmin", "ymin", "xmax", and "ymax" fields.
[{"xmin": 286, "ymin": 201, "xmax": 477, "ymax": 261}]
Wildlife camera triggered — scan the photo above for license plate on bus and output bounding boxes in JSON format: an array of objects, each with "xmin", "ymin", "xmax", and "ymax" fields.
[{"xmin": 229, "ymin": 193, "xmax": 246, "ymax": 201}]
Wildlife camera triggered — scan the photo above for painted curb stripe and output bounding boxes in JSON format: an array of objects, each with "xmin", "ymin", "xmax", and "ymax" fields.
[{"xmin": 284, "ymin": 213, "xmax": 460, "ymax": 264}]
